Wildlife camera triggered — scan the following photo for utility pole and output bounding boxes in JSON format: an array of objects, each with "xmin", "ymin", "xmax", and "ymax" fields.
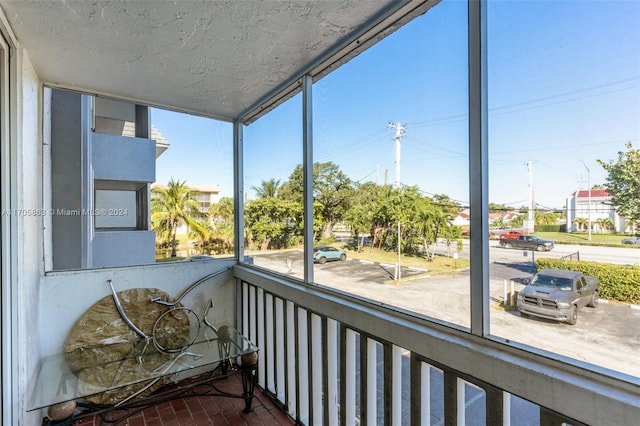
[
  {"xmin": 388, "ymin": 122, "xmax": 405, "ymax": 188},
  {"xmin": 388, "ymin": 122, "xmax": 406, "ymax": 280},
  {"xmin": 581, "ymin": 160, "xmax": 592, "ymax": 241},
  {"xmin": 525, "ymin": 161, "xmax": 535, "ymax": 233}
]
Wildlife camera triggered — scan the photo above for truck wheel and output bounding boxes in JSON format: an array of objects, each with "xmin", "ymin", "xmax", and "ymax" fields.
[
  {"xmin": 504, "ymin": 242, "xmax": 512, "ymax": 249},
  {"xmin": 588, "ymin": 292, "xmax": 599, "ymax": 308},
  {"xmin": 536, "ymin": 245, "xmax": 545, "ymax": 251},
  {"xmin": 566, "ymin": 306, "xmax": 578, "ymax": 325}
]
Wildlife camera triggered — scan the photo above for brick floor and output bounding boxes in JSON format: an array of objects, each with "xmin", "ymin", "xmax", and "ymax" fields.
[{"xmin": 70, "ymin": 374, "xmax": 295, "ymax": 426}]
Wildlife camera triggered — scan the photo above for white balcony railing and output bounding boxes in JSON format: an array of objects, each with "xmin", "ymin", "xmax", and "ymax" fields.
[{"xmin": 231, "ymin": 265, "xmax": 640, "ymax": 425}]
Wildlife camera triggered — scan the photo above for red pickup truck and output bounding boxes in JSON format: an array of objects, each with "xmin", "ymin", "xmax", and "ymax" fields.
[{"xmin": 499, "ymin": 231, "xmax": 523, "ymax": 239}]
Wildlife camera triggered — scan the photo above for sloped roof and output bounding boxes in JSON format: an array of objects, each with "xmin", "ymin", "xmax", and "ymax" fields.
[{"xmin": 575, "ymin": 189, "xmax": 609, "ymax": 198}]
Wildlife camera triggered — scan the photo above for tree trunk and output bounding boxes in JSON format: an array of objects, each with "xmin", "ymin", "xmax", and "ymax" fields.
[
  {"xmin": 323, "ymin": 221, "xmax": 334, "ymax": 240},
  {"xmin": 171, "ymin": 228, "xmax": 178, "ymax": 257},
  {"xmin": 430, "ymin": 232, "xmax": 439, "ymax": 261}
]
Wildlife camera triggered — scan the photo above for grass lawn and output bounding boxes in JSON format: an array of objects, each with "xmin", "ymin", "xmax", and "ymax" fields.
[
  {"xmin": 347, "ymin": 247, "xmax": 469, "ymax": 274},
  {"xmin": 534, "ymin": 232, "xmax": 633, "ymax": 245}
]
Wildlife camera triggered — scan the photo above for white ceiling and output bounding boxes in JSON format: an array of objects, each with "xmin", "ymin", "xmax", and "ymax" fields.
[{"xmin": 0, "ymin": 1, "xmax": 432, "ymax": 121}]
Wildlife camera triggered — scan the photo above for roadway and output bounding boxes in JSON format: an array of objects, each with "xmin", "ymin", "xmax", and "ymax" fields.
[{"xmin": 453, "ymin": 239, "xmax": 640, "ymax": 266}]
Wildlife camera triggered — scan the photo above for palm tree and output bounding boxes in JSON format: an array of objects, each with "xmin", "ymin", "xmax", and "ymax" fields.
[
  {"xmin": 509, "ymin": 214, "xmax": 524, "ymax": 228},
  {"xmin": 189, "ymin": 220, "xmax": 212, "ymax": 254},
  {"xmin": 151, "ymin": 179, "xmax": 205, "ymax": 257},
  {"xmin": 416, "ymin": 205, "xmax": 452, "ymax": 261},
  {"xmin": 252, "ymin": 178, "xmax": 281, "ymax": 198},
  {"xmin": 596, "ymin": 217, "xmax": 614, "ymax": 233},
  {"xmin": 208, "ymin": 197, "xmax": 235, "ymax": 254},
  {"xmin": 573, "ymin": 217, "xmax": 587, "ymax": 232}
]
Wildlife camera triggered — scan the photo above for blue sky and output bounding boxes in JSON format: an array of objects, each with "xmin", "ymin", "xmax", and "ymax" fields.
[{"xmin": 153, "ymin": 0, "xmax": 640, "ymax": 210}]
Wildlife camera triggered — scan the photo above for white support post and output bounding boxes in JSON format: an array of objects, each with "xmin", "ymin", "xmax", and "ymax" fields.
[
  {"xmin": 233, "ymin": 121, "xmax": 245, "ymax": 261},
  {"xmin": 265, "ymin": 293, "xmax": 275, "ymax": 393},
  {"xmin": 257, "ymin": 288, "xmax": 265, "ymax": 387},
  {"xmin": 286, "ymin": 301, "xmax": 297, "ymax": 417},
  {"xmin": 311, "ymin": 314, "xmax": 323, "ymax": 425},
  {"xmin": 302, "ymin": 75, "xmax": 314, "ymax": 284},
  {"xmin": 421, "ymin": 363, "xmax": 431, "ymax": 426},
  {"xmin": 297, "ymin": 309, "xmax": 309, "ymax": 424},
  {"xmin": 503, "ymin": 391, "xmax": 512, "ymax": 426},
  {"xmin": 457, "ymin": 378, "xmax": 466, "ymax": 426},
  {"xmin": 367, "ymin": 338, "xmax": 377, "ymax": 423},
  {"xmin": 275, "ymin": 298, "xmax": 286, "ymax": 401},
  {"xmin": 393, "ymin": 345, "xmax": 403, "ymax": 425},
  {"xmin": 345, "ymin": 330, "xmax": 357, "ymax": 426},
  {"xmin": 327, "ymin": 319, "xmax": 339, "ymax": 425},
  {"xmin": 468, "ymin": 0, "xmax": 490, "ymax": 337}
]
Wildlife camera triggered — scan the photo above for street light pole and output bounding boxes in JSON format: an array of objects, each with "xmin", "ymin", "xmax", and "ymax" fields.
[{"xmin": 581, "ymin": 161, "xmax": 592, "ymax": 241}]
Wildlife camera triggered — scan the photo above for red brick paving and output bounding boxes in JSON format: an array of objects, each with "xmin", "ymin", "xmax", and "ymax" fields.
[{"xmin": 71, "ymin": 374, "xmax": 295, "ymax": 426}]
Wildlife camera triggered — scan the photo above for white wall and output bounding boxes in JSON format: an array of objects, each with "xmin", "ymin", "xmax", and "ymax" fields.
[
  {"xmin": 9, "ymin": 45, "xmax": 237, "ymax": 424},
  {"xmin": 4, "ymin": 54, "xmax": 237, "ymax": 422},
  {"xmin": 16, "ymin": 49, "xmax": 44, "ymax": 426}
]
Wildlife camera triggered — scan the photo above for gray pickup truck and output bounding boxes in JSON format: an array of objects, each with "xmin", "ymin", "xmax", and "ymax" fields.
[
  {"xmin": 517, "ymin": 268, "xmax": 599, "ymax": 325},
  {"xmin": 500, "ymin": 234, "xmax": 554, "ymax": 251}
]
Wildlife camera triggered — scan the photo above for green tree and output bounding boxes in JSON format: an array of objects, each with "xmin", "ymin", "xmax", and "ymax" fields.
[
  {"xmin": 151, "ymin": 179, "xmax": 205, "ymax": 257},
  {"xmin": 244, "ymin": 197, "xmax": 302, "ymax": 250},
  {"xmin": 432, "ymin": 193, "xmax": 460, "ymax": 216},
  {"xmin": 208, "ymin": 197, "xmax": 235, "ymax": 254},
  {"xmin": 573, "ymin": 217, "xmax": 587, "ymax": 232},
  {"xmin": 535, "ymin": 211, "xmax": 559, "ymax": 225},
  {"xmin": 489, "ymin": 202, "xmax": 512, "ymax": 212},
  {"xmin": 598, "ymin": 142, "xmax": 640, "ymax": 225},
  {"xmin": 189, "ymin": 220, "xmax": 212, "ymax": 254},
  {"xmin": 209, "ymin": 197, "xmax": 234, "ymax": 222},
  {"xmin": 345, "ymin": 182, "xmax": 383, "ymax": 251},
  {"xmin": 281, "ymin": 162, "xmax": 354, "ymax": 240},
  {"xmin": 414, "ymin": 200, "xmax": 456, "ymax": 261},
  {"xmin": 343, "ymin": 204, "xmax": 372, "ymax": 252},
  {"xmin": 252, "ymin": 178, "xmax": 281, "ymax": 198},
  {"xmin": 595, "ymin": 217, "xmax": 614, "ymax": 233},
  {"xmin": 509, "ymin": 214, "xmax": 524, "ymax": 228}
]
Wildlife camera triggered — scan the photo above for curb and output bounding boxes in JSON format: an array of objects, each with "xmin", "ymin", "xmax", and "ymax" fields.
[{"xmin": 592, "ymin": 299, "xmax": 640, "ymax": 310}]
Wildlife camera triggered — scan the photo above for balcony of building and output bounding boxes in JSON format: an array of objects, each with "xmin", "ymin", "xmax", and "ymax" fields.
[{"xmin": 0, "ymin": 1, "xmax": 639, "ymax": 426}]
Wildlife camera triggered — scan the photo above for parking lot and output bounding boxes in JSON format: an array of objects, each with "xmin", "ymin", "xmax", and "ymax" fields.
[{"xmin": 251, "ymin": 249, "xmax": 640, "ymax": 379}]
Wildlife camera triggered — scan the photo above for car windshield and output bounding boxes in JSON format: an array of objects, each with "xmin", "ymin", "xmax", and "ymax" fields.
[{"xmin": 530, "ymin": 275, "xmax": 572, "ymax": 290}]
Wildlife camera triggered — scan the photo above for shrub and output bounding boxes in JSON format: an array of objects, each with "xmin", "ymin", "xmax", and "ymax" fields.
[
  {"xmin": 535, "ymin": 224, "xmax": 563, "ymax": 232},
  {"xmin": 536, "ymin": 258, "xmax": 640, "ymax": 304}
]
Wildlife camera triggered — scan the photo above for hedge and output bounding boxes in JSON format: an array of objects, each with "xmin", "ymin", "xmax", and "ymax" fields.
[
  {"xmin": 536, "ymin": 258, "xmax": 640, "ymax": 304},
  {"xmin": 534, "ymin": 224, "xmax": 566, "ymax": 232}
]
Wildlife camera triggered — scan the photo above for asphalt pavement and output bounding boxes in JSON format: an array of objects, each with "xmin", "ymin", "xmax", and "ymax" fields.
[{"xmin": 251, "ymin": 248, "xmax": 640, "ymax": 379}]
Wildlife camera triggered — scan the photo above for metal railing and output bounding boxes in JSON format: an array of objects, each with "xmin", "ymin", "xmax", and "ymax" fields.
[
  {"xmin": 233, "ymin": 266, "xmax": 602, "ymax": 426},
  {"xmin": 560, "ymin": 251, "xmax": 581, "ymax": 262}
]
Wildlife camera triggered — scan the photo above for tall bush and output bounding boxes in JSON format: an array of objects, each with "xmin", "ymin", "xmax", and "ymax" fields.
[{"xmin": 536, "ymin": 258, "xmax": 640, "ymax": 304}]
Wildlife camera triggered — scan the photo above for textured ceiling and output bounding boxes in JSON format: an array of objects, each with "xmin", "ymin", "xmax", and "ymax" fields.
[{"xmin": 0, "ymin": 0, "xmax": 417, "ymax": 121}]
